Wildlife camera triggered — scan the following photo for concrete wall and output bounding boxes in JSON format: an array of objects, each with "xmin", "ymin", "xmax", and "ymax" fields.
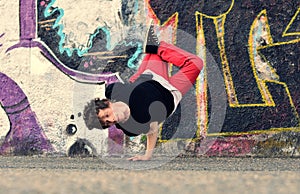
[{"xmin": 0, "ymin": 0, "xmax": 299, "ymax": 157}]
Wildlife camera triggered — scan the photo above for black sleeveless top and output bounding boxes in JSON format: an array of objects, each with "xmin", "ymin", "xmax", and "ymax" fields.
[{"xmin": 105, "ymin": 75, "xmax": 174, "ymax": 136}]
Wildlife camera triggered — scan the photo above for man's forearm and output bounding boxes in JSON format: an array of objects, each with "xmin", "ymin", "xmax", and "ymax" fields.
[
  {"xmin": 145, "ymin": 122, "xmax": 159, "ymax": 157},
  {"xmin": 127, "ymin": 122, "xmax": 159, "ymax": 161}
]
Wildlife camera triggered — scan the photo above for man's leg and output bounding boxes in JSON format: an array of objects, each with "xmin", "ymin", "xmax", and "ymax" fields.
[
  {"xmin": 130, "ymin": 19, "xmax": 169, "ymax": 83},
  {"xmin": 129, "ymin": 53, "xmax": 169, "ymax": 83},
  {"xmin": 158, "ymin": 41, "xmax": 203, "ymax": 95}
]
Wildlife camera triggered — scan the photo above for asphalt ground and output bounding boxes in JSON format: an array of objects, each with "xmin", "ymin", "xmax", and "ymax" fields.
[{"xmin": 0, "ymin": 156, "xmax": 299, "ymax": 194}]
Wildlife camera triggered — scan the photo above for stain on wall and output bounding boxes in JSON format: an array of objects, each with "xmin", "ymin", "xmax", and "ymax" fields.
[{"xmin": 0, "ymin": 0, "xmax": 299, "ymax": 157}]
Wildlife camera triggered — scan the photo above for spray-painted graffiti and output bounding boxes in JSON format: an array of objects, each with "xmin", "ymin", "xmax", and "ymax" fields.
[
  {"xmin": 37, "ymin": 0, "xmax": 142, "ymax": 74},
  {"xmin": 0, "ymin": 72, "xmax": 53, "ymax": 154},
  {"xmin": 1, "ymin": 0, "xmax": 123, "ymax": 155},
  {"xmin": 0, "ymin": 0, "xmax": 299, "ymax": 156},
  {"xmin": 148, "ymin": 0, "xmax": 300, "ymax": 137},
  {"xmin": 0, "ymin": 33, "xmax": 4, "ymax": 47}
]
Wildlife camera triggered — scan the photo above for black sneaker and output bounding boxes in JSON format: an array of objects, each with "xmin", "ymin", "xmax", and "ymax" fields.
[{"xmin": 143, "ymin": 20, "xmax": 159, "ymax": 54}]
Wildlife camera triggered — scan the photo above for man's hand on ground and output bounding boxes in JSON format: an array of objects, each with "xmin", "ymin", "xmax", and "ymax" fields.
[
  {"xmin": 127, "ymin": 154, "xmax": 152, "ymax": 161},
  {"xmin": 127, "ymin": 122, "xmax": 158, "ymax": 161}
]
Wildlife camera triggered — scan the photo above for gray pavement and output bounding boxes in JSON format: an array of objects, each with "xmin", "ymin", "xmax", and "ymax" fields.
[{"xmin": 0, "ymin": 156, "xmax": 299, "ymax": 194}]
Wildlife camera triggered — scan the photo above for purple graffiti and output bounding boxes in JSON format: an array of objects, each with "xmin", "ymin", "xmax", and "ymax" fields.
[
  {"xmin": 108, "ymin": 126, "xmax": 124, "ymax": 155},
  {"xmin": 19, "ymin": 0, "xmax": 36, "ymax": 40},
  {"xmin": 2, "ymin": 0, "xmax": 122, "ymax": 155},
  {"xmin": 0, "ymin": 72, "xmax": 53, "ymax": 154},
  {"xmin": 0, "ymin": 33, "xmax": 4, "ymax": 47}
]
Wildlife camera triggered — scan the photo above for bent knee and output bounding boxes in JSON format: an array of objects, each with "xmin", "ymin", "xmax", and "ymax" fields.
[{"xmin": 188, "ymin": 56, "xmax": 203, "ymax": 72}]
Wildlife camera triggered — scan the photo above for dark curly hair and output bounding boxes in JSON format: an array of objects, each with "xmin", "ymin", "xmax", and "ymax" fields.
[{"xmin": 83, "ymin": 98, "xmax": 111, "ymax": 130}]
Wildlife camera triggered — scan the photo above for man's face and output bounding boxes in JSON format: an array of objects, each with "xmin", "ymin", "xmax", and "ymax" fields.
[
  {"xmin": 97, "ymin": 101, "xmax": 130, "ymax": 128},
  {"xmin": 97, "ymin": 105, "xmax": 117, "ymax": 127}
]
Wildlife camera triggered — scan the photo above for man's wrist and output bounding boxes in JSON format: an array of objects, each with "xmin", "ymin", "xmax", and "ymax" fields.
[{"xmin": 145, "ymin": 149, "xmax": 154, "ymax": 156}]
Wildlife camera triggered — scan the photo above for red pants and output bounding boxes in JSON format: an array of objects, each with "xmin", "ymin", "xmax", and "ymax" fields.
[{"xmin": 129, "ymin": 41, "xmax": 203, "ymax": 95}]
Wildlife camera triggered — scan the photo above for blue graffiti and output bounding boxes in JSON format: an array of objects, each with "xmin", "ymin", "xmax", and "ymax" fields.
[{"xmin": 44, "ymin": 0, "xmax": 108, "ymax": 57}]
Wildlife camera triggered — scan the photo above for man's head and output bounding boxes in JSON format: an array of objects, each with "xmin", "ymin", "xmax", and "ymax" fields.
[
  {"xmin": 83, "ymin": 98, "xmax": 130, "ymax": 129},
  {"xmin": 83, "ymin": 98, "xmax": 113, "ymax": 129}
]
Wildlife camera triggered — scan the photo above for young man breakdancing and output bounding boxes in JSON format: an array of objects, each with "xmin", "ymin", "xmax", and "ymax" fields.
[{"xmin": 84, "ymin": 21, "xmax": 203, "ymax": 161}]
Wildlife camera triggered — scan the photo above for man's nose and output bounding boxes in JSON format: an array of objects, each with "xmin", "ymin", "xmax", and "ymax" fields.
[{"xmin": 106, "ymin": 115, "xmax": 116, "ymax": 123}]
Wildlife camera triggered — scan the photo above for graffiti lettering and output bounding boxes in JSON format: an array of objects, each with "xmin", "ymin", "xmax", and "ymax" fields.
[
  {"xmin": 0, "ymin": 0, "xmax": 299, "ymax": 156},
  {"xmin": 148, "ymin": 0, "xmax": 300, "ymax": 135}
]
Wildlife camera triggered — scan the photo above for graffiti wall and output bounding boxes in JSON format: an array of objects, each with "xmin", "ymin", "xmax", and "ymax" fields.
[{"xmin": 0, "ymin": 0, "xmax": 299, "ymax": 156}]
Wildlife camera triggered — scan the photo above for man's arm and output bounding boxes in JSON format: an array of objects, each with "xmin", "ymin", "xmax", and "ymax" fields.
[{"xmin": 127, "ymin": 121, "xmax": 159, "ymax": 161}]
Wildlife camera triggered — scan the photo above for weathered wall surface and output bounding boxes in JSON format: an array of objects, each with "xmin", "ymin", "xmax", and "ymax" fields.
[{"xmin": 0, "ymin": 0, "xmax": 299, "ymax": 157}]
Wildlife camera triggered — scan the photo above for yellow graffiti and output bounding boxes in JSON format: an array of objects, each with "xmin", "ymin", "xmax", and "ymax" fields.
[
  {"xmin": 194, "ymin": 1, "xmax": 235, "ymax": 138},
  {"xmin": 197, "ymin": 2, "xmax": 300, "ymax": 136},
  {"xmin": 214, "ymin": 16, "xmax": 238, "ymax": 105},
  {"xmin": 38, "ymin": 19, "xmax": 56, "ymax": 30},
  {"xmin": 249, "ymin": 10, "xmax": 276, "ymax": 106},
  {"xmin": 147, "ymin": 0, "xmax": 300, "ymax": 138},
  {"xmin": 283, "ymin": 7, "xmax": 300, "ymax": 37},
  {"xmin": 208, "ymin": 126, "xmax": 300, "ymax": 137},
  {"xmin": 195, "ymin": 14, "xmax": 208, "ymax": 138}
]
